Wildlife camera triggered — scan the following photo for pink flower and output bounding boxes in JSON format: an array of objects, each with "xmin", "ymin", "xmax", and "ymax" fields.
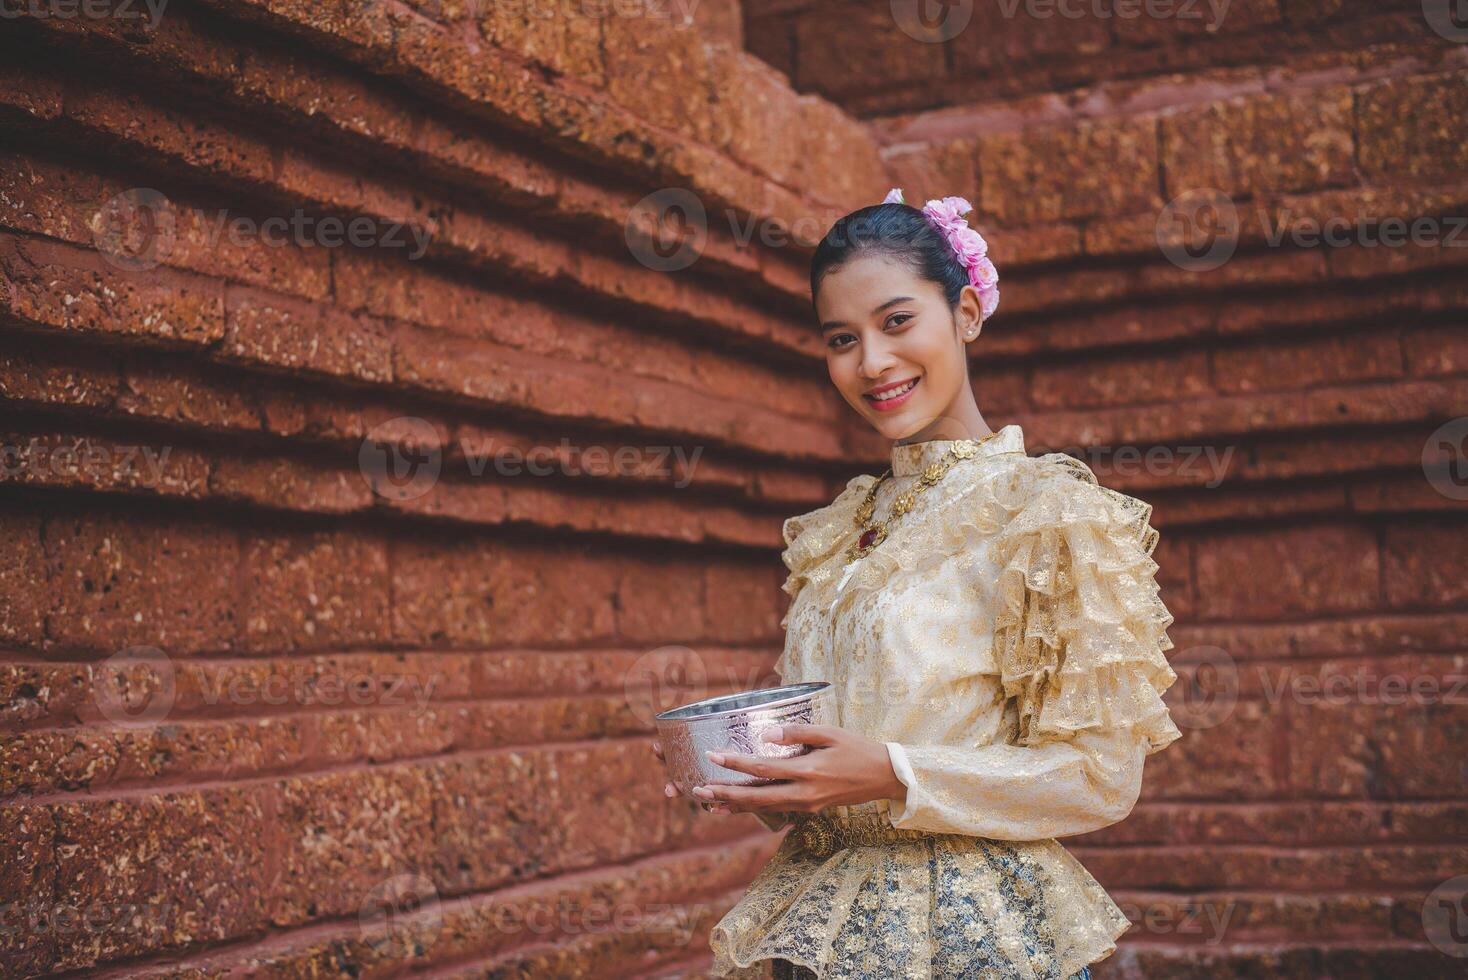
[
  {"xmin": 923, "ymin": 197, "xmax": 973, "ymax": 226},
  {"xmin": 979, "ymin": 285, "xmax": 1000, "ymax": 321},
  {"xmin": 877, "ymin": 188, "xmax": 1000, "ymax": 320},
  {"xmin": 970, "ymin": 256, "xmax": 998, "ymax": 290},
  {"xmin": 951, "ymin": 228, "xmax": 989, "ymax": 267}
]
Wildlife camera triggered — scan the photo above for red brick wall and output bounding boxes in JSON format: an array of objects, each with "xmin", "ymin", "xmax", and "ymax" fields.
[
  {"xmin": 3, "ymin": 0, "xmax": 1467, "ymax": 978},
  {"xmin": 0, "ymin": 1, "xmax": 887, "ymax": 975}
]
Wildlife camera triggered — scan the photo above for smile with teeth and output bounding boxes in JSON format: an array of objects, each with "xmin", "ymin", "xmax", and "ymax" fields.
[{"xmin": 869, "ymin": 378, "xmax": 916, "ymax": 401}]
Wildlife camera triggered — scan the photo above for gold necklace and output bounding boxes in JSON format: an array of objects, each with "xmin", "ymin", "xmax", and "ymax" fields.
[{"xmin": 844, "ymin": 430, "xmax": 1001, "ymax": 563}]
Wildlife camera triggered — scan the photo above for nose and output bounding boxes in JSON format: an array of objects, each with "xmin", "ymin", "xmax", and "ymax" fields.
[{"xmin": 858, "ymin": 334, "xmax": 898, "ymax": 381}]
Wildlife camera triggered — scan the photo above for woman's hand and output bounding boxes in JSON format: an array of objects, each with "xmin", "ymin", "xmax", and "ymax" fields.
[{"xmin": 689, "ymin": 724, "xmax": 907, "ymax": 817}]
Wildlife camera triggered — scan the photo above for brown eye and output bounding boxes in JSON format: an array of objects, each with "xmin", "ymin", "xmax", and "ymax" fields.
[
  {"xmin": 887, "ymin": 314, "xmax": 913, "ymax": 329},
  {"xmin": 828, "ymin": 334, "xmax": 855, "ymax": 350}
]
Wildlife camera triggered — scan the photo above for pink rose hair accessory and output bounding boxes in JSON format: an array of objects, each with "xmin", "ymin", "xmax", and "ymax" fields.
[{"xmin": 882, "ymin": 187, "xmax": 999, "ymax": 321}]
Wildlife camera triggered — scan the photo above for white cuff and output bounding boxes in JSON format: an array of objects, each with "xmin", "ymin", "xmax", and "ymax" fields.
[{"xmin": 884, "ymin": 741, "xmax": 917, "ymax": 825}]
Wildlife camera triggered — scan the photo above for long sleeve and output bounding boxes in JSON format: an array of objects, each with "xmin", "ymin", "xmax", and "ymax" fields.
[
  {"xmin": 882, "ymin": 453, "xmax": 1182, "ymax": 841},
  {"xmin": 883, "ymin": 725, "xmax": 1147, "ymax": 839}
]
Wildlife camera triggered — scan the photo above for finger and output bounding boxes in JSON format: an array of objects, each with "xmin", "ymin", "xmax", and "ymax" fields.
[
  {"xmin": 704, "ymin": 748, "xmax": 801, "ymax": 780},
  {"xmin": 764, "ymin": 723, "xmax": 838, "ymax": 747},
  {"xmin": 693, "ymin": 781, "xmax": 806, "ymax": 810}
]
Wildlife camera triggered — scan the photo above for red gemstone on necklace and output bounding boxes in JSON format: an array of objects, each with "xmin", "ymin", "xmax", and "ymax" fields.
[{"xmin": 858, "ymin": 528, "xmax": 879, "ymax": 550}]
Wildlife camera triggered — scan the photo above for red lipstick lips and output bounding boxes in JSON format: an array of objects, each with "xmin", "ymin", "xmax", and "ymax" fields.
[{"xmin": 863, "ymin": 376, "xmax": 920, "ymax": 412}]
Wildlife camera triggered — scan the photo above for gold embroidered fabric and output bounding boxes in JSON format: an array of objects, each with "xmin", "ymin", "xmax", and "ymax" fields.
[{"xmin": 707, "ymin": 424, "xmax": 1182, "ymax": 979}]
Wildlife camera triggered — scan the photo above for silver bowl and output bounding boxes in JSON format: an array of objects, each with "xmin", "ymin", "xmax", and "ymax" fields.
[{"xmin": 654, "ymin": 681, "xmax": 835, "ymax": 797}]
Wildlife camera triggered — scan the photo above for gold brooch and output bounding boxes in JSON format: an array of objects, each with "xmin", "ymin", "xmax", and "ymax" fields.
[
  {"xmin": 792, "ymin": 815, "xmax": 838, "ymax": 858},
  {"xmin": 844, "ymin": 432, "xmax": 998, "ymax": 563}
]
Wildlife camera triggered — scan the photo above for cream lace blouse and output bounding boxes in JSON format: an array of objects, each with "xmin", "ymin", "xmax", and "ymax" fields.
[{"xmin": 708, "ymin": 423, "xmax": 1182, "ymax": 980}]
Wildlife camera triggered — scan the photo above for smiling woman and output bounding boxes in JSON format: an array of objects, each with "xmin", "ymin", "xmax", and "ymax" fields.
[{"xmin": 690, "ymin": 190, "xmax": 1183, "ymax": 980}]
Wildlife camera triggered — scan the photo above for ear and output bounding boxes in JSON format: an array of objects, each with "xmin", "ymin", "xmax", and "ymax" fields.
[{"xmin": 956, "ymin": 285, "xmax": 984, "ymax": 343}]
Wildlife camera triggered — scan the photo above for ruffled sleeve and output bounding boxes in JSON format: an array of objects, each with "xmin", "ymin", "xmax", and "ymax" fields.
[
  {"xmin": 778, "ymin": 474, "xmax": 877, "ymax": 618},
  {"xmin": 883, "ymin": 453, "xmax": 1182, "ymax": 841}
]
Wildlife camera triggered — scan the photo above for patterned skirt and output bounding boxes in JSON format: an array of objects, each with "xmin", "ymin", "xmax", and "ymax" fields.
[{"xmin": 770, "ymin": 958, "xmax": 1093, "ymax": 980}]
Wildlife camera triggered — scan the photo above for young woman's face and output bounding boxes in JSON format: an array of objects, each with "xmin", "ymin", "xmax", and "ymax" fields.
[{"xmin": 816, "ymin": 252, "xmax": 977, "ymax": 441}]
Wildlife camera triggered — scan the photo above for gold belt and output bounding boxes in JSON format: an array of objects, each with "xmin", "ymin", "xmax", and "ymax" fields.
[{"xmin": 788, "ymin": 812, "xmax": 943, "ymax": 858}]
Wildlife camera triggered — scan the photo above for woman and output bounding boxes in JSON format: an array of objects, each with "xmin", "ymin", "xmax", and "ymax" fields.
[{"xmin": 653, "ymin": 189, "xmax": 1183, "ymax": 979}]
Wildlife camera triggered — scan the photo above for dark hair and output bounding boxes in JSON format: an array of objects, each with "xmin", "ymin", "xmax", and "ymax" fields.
[{"xmin": 809, "ymin": 203, "xmax": 968, "ymax": 312}]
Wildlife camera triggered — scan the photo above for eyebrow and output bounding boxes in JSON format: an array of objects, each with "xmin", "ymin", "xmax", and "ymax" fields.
[{"xmin": 820, "ymin": 296, "xmax": 918, "ymax": 332}]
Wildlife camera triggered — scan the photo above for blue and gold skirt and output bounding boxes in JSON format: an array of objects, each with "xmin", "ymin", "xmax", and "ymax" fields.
[{"xmin": 771, "ymin": 960, "xmax": 1092, "ymax": 980}]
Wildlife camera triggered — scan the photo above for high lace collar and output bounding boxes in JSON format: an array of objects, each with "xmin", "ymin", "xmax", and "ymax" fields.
[{"xmin": 889, "ymin": 423, "xmax": 1026, "ymax": 477}]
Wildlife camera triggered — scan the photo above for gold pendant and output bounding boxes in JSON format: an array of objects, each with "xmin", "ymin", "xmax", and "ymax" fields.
[{"xmin": 846, "ymin": 523, "xmax": 887, "ymax": 562}]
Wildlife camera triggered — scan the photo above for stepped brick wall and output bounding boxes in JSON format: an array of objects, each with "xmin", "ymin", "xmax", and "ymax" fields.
[{"xmin": 2, "ymin": 0, "xmax": 1466, "ymax": 977}]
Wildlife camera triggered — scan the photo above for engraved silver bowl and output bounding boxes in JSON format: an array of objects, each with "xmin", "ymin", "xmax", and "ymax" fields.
[{"xmin": 654, "ymin": 681, "xmax": 835, "ymax": 798}]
